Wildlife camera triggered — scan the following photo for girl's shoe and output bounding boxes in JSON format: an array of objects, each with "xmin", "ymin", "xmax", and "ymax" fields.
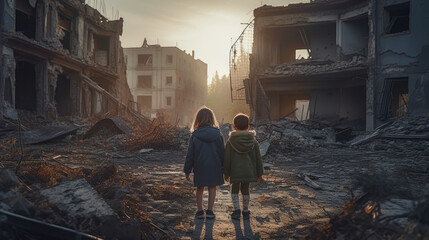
[
  {"xmin": 242, "ymin": 210, "xmax": 250, "ymax": 220},
  {"xmin": 206, "ymin": 210, "xmax": 215, "ymax": 219},
  {"xmin": 231, "ymin": 210, "xmax": 241, "ymax": 220},
  {"xmin": 195, "ymin": 210, "xmax": 204, "ymax": 219}
]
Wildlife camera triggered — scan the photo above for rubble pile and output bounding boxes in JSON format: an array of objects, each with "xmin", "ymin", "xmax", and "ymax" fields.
[
  {"xmin": 304, "ymin": 170, "xmax": 429, "ymax": 240},
  {"xmin": 352, "ymin": 114, "xmax": 429, "ymax": 155},
  {"xmin": 264, "ymin": 56, "xmax": 367, "ymax": 76},
  {"xmin": 123, "ymin": 117, "xmax": 179, "ymax": 151},
  {"xmin": 254, "ymin": 118, "xmax": 337, "ymax": 157}
]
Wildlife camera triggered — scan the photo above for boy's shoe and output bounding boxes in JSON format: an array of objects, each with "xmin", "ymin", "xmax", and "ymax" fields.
[
  {"xmin": 195, "ymin": 210, "xmax": 204, "ymax": 219},
  {"xmin": 231, "ymin": 210, "xmax": 241, "ymax": 220},
  {"xmin": 206, "ymin": 210, "xmax": 215, "ymax": 219},
  {"xmin": 242, "ymin": 210, "xmax": 250, "ymax": 220}
]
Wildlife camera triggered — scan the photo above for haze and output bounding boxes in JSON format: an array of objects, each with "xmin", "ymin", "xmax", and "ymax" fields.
[{"xmin": 87, "ymin": 0, "xmax": 308, "ymax": 82}]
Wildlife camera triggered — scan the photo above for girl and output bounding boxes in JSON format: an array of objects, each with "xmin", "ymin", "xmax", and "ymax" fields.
[{"xmin": 184, "ymin": 107, "xmax": 225, "ymax": 219}]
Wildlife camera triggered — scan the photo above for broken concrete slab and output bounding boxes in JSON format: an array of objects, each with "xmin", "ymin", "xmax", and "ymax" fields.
[
  {"xmin": 259, "ymin": 139, "xmax": 270, "ymax": 157},
  {"xmin": 40, "ymin": 178, "xmax": 114, "ymax": 218},
  {"xmin": 23, "ymin": 124, "xmax": 80, "ymax": 145},
  {"xmin": 83, "ymin": 117, "xmax": 131, "ymax": 139},
  {"xmin": 350, "ymin": 129, "xmax": 380, "ymax": 146}
]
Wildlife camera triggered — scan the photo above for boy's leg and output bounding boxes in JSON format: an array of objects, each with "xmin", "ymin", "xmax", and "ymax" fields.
[
  {"xmin": 207, "ymin": 186, "xmax": 216, "ymax": 210},
  {"xmin": 241, "ymin": 183, "xmax": 250, "ymax": 213},
  {"xmin": 231, "ymin": 183, "xmax": 240, "ymax": 211},
  {"xmin": 196, "ymin": 187, "xmax": 204, "ymax": 211}
]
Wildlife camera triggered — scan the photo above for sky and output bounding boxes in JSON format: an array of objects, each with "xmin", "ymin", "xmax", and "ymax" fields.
[{"xmin": 87, "ymin": 0, "xmax": 308, "ymax": 83}]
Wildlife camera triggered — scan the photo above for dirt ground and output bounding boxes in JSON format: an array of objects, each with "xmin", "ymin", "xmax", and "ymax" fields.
[{"xmin": 1, "ymin": 118, "xmax": 428, "ymax": 239}]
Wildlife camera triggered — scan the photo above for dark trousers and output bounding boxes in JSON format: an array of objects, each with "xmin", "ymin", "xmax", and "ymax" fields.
[{"xmin": 231, "ymin": 182, "xmax": 250, "ymax": 195}]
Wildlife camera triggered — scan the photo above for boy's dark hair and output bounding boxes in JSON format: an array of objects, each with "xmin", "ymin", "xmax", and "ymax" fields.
[{"xmin": 233, "ymin": 113, "xmax": 249, "ymax": 130}]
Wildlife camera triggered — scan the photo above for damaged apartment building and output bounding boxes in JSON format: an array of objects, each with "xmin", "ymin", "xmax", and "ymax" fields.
[
  {"xmin": 246, "ymin": 0, "xmax": 429, "ymax": 130},
  {"xmin": 124, "ymin": 40, "xmax": 207, "ymax": 125},
  {"xmin": 0, "ymin": 0, "xmax": 135, "ymax": 121}
]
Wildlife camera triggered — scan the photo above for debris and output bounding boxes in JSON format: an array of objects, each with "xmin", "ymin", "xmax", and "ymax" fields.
[
  {"xmin": 334, "ymin": 127, "xmax": 352, "ymax": 142},
  {"xmin": 264, "ymin": 56, "xmax": 367, "ymax": 76},
  {"xmin": 259, "ymin": 140, "xmax": 270, "ymax": 157},
  {"xmin": 350, "ymin": 129, "xmax": 380, "ymax": 146},
  {"xmin": 40, "ymin": 178, "xmax": 115, "ymax": 218},
  {"xmin": 124, "ymin": 116, "xmax": 178, "ymax": 151},
  {"xmin": 139, "ymin": 148, "xmax": 154, "ymax": 153},
  {"xmin": 87, "ymin": 164, "xmax": 118, "ymax": 185},
  {"xmin": 83, "ymin": 117, "xmax": 131, "ymax": 139},
  {"xmin": 0, "ymin": 169, "xmax": 19, "ymax": 190},
  {"xmin": 297, "ymin": 174, "xmax": 322, "ymax": 190},
  {"xmin": 380, "ymin": 134, "xmax": 429, "ymax": 140},
  {"xmin": 281, "ymin": 108, "xmax": 298, "ymax": 119},
  {"xmin": 219, "ymin": 124, "xmax": 231, "ymax": 142},
  {"xmin": 263, "ymin": 163, "xmax": 274, "ymax": 170},
  {"xmin": 0, "ymin": 209, "xmax": 102, "ymax": 240},
  {"xmin": 23, "ymin": 124, "xmax": 80, "ymax": 145}
]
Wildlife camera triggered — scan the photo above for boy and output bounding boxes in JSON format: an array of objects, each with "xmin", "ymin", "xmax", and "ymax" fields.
[{"xmin": 224, "ymin": 113, "xmax": 263, "ymax": 220}]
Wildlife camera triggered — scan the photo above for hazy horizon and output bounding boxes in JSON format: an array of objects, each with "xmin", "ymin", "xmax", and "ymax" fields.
[{"xmin": 87, "ymin": 0, "xmax": 308, "ymax": 83}]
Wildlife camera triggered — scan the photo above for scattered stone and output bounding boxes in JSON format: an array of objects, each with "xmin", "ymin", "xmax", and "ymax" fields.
[
  {"xmin": 139, "ymin": 148, "xmax": 154, "ymax": 153},
  {"xmin": 40, "ymin": 178, "xmax": 115, "ymax": 218}
]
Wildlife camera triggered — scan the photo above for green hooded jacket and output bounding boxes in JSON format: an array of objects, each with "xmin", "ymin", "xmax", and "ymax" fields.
[{"xmin": 224, "ymin": 130, "xmax": 263, "ymax": 183}]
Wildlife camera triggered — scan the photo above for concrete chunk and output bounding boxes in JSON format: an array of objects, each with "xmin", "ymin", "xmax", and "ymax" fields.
[{"xmin": 41, "ymin": 178, "xmax": 114, "ymax": 218}]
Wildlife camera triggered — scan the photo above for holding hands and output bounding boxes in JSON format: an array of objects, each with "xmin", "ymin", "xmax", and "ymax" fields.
[{"xmin": 224, "ymin": 174, "xmax": 230, "ymax": 183}]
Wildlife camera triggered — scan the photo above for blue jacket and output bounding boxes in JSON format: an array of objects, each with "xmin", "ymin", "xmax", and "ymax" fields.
[{"xmin": 184, "ymin": 126, "xmax": 225, "ymax": 187}]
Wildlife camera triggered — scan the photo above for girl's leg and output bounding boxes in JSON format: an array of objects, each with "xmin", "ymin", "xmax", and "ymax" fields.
[
  {"xmin": 196, "ymin": 187, "xmax": 204, "ymax": 211},
  {"xmin": 207, "ymin": 186, "xmax": 216, "ymax": 210}
]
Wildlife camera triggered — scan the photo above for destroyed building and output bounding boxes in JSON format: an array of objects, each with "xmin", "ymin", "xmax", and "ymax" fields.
[
  {"xmin": 0, "ymin": 0, "xmax": 137, "ymax": 122},
  {"xmin": 238, "ymin": 0, "xmax": 429, "ymax": 130},
  {"xmin": 124, "ymin": 41, "xmax": 207, "ymax": 125}
]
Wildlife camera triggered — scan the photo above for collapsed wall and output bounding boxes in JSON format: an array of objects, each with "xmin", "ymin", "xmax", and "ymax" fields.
[{"xmin": 0, "ymin": 0, "xmax": 136, "ymax": 123}]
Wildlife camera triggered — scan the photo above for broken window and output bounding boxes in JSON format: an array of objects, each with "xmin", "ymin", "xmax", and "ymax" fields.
[
  {"xmin": 15, "ymin": 61, "xmax": 37, "ymax": 112},
  {"xmin": 94, "ymin": 34, "xmax": 110, "ymax": 66},
  {"xmin": 295, "ymin": 49, "xmax": 310, "ymax": 60},
  {"xmin": 15, "ymin": 0, "xmax": 36, "ymax": 39},
  {"xmin": 390, "ymin": 79, "xmax": 408, "ymax": 117},
  {"xmin": 384, "ymin": 2, "xmax": 410, "ymax": 35},
  {"xmin": 166, "ymin": 97, "xmax": 172, "ymax": 106},
  {"xmin": 295, "ymin": 100, "xmax": 310, "ymax": 120},
  {"xmin": 138, "ymin": 54, "xmax": 152, "ymax": 66},
  {"xmin": 166, "ymin": 76, "xmax": 173, "ymax": 85},
  {"xmin": 55, "ymin": 74, "xmax": 72, "ymax": 116},
  {"xmin": 137, "ymin": 96, "xmax": 152, "ymax": 112},
  {"xmin": 379, "ymin": 78, "xmax": 408, "ymax": 119},
  {"xmin": 137, "ymin": 75, "xmax": 152, "ymax": 88},
  {"xmin": 166, "ymin": 55, "xmax": 173, "ymax": 64},
  {"xmin": 58, "ymin": 11, "xmax": 73, "ymax": 50}
]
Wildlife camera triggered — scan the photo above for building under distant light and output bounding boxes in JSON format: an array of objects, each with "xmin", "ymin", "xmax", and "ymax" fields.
[
  {"xmin": 233, "ymin": 0, "xmax": 429, "ymax": 131},
  {"xmin": 124, "ymin": 40, "xmax": 207, "ymax": 125}
]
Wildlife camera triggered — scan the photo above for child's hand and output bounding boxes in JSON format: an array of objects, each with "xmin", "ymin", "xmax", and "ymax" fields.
[
  {"xmin": 257, "ymin": 176, "xmax": 263, "ymax": 182},
  {"xmin": 185, "ymin": 173, "xmax": 191, "ymax": 182},
  {"xmin": 224, "ymin": 175, "xmax": 230, "ymax": 182}
]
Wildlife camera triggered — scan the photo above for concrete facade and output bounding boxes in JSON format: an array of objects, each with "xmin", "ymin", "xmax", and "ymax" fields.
[
  {"xmin": 124, "ymin": 42, "xmax": 207, "ymax": 125},
  {"xmin": 0, "ymin": 0, "xmax": 137, "ymax": 122},
  {"xmin": 247, "ymin": 0, "xmax": 429, "ymax": 130}
]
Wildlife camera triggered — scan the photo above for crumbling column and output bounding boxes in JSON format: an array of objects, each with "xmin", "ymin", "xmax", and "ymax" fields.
[{"xmin": 366, "ymin": 0, "xmax": 377, "ymax": 131}]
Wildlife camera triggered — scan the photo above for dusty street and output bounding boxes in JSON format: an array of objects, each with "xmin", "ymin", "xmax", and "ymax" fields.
[{"xmin": 1, "ymin": 116, "xmax": 429, "ymax": 239}]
